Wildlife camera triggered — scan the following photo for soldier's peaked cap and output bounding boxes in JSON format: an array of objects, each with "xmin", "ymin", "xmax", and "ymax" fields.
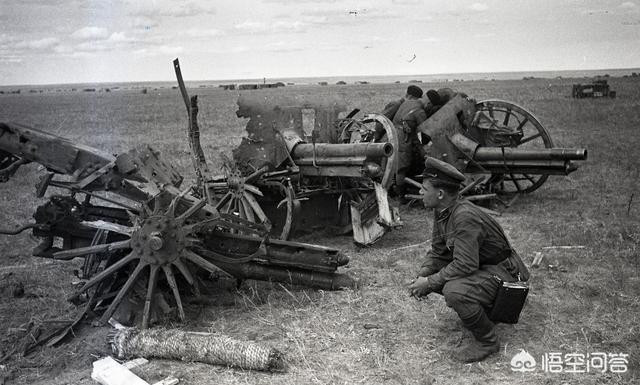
[{"xmin": 422, "ymin": 157, "xmax": 465, "ymax": 185}]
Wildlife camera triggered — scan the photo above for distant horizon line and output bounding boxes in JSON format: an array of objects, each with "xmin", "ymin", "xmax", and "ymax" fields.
[{"xmin": 2, "ymin": 66, "xmax": 639, "ymax": 88}]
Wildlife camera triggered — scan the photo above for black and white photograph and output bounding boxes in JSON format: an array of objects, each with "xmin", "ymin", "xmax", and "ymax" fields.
[{"xmin": 0, "ymin": 1, "xmax": 638, "ymax": 384}]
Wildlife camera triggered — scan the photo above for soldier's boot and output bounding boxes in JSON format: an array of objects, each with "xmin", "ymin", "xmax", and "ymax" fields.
[{"xmin": 456, "ymin": 310, "xmax": 500, "ymax": 363}]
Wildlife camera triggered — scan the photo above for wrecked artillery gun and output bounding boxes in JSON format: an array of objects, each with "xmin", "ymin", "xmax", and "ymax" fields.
[
  {"xmin": 0, "ymin": 59, "xmax": 587, "ymax": 330},
  {"xmin": 173, "ymin": 59, "xmax": 402, "ymax": 247},
  {"xmin": 0, "ymin": 120, "xmax": 358, "ymax": 329}
]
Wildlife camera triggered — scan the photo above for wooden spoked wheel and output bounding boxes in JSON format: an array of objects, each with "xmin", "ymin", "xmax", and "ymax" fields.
[
  {"xmin": 475, "ymin": 100, "xmax": 554, "ymax": 194},
  {"xmin": 215, "ymin": 170, "xmax": 271, "ymax": 234},
  {"xmin": 214, "ymin": 170, "xmax": 296, "ymax": 240}
]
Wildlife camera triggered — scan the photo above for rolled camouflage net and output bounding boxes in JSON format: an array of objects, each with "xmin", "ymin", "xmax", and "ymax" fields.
[{"xmin": 109, "ymin": 327, "xmax": 285, "ymax": 372}]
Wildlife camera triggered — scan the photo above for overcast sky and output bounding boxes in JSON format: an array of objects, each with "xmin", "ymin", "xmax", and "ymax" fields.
[{"xmin": 1, "ymin": 0, "xmax": 639, "ymax": 85}]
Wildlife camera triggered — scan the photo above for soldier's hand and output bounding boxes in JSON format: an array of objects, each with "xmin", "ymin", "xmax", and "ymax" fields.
[{"xmin": 407, "ymin": 276, "xmax": 433, "ymax": 299}]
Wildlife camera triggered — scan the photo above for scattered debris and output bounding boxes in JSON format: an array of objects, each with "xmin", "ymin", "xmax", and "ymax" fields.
[
  {"xmin": 390, "ymin": 239, "xmax": 432, "ymax": 253},
  {"xmin": 10, "ymin": 282, "xmax": 24, "ymax": 298},
  {"xmin": 541, "ymin": 246, "xmax": 586, "ymax": 250},
  {"xmin": 531, "ymin": 252, "xmax": 545, "ymax": 268}
]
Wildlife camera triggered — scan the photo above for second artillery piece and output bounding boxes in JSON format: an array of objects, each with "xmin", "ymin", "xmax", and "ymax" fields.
[{"xmin": 411, "ymin": 93, "xmax": 587, "ymax": 195}]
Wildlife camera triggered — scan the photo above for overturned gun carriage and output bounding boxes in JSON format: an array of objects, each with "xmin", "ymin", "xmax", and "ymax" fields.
[{"xmin": 0, "ymin": 119, "xmax": 355, "ymax": 328}]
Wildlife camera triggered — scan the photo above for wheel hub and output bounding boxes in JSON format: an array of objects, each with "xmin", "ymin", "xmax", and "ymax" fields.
[{"xmin": 131, "ymin": 215, "xmax": 185, "ymax": 265}]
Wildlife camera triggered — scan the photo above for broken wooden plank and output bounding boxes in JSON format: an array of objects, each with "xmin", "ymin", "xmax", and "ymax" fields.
[
  {"xmin": 91, "ymin": 356, "xmax": 179, "ymax": 385},
  {"xmin": 153, "ymin": 378, "xmax": 179, "ymax": 385},
  {"xmin": 531, "ymin": 252, "xmax": 545, "ymax": 268},
  {"xmin": 91, "ymin": 356, "xmax": 149, "ymax": 385}
]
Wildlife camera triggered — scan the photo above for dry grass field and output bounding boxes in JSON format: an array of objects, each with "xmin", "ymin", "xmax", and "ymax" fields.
[{"xmin": 0, "ymin": 76, "xmax": 639, "ymax": 384}]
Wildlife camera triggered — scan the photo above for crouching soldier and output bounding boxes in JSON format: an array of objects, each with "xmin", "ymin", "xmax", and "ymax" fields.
[{"xmin": 407, "ymin": 157, "xmax": 530, "ymax": 363}]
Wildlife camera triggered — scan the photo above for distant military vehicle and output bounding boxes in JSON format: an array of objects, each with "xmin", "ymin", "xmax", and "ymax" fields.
[{"xmin": 572, "ymin": 79, "xmax": 616, "ymax": 98}]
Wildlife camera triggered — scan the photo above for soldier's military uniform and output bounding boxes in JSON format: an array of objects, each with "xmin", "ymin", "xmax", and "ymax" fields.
[
  {"xmin": 410, "ymin": 157, "xmax": 530, "ymax": 362},
  {"xmin": 420, "ymin": 200, "xmax": 530, "ymax": 320}
]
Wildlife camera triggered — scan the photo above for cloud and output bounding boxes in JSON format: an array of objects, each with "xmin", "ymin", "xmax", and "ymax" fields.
[
  {"xmin": 580, "ymin": 8, "xmax": 611, "ymax": 15},
  {"xmin": 75, "ymin": 41, "xmax": 109, "ymax": 52},
  {"xmin": 44, "ymin": 31, "xmax": 143, "ymax": 58},
  {"xmin": 53, "ymin": 44, "xmax": 74, "ymax": 54},
  {"xmin": 619, "ymin": 2, "xmax": 638, "ymax": 10},
  {"xmin": 131, "ymin": 16, "xmax": 160, "ymax": 29},
  {"xmin": 182, "ymin": 28, "xmax": 224, "ymax": 38},
  {"xmin": 122, "ymin": 0, "xmax": 216, "ymax": 33},
  {"xmin": 134, "ymin": 45, "xmax": 184, "ymax": 57},
  {"xmin": 0, "ymin": 55, "xmax": 22, "ymax": 63},
  {"xmin": 469, "ymin": 3, "xmax": 489, "ymax": 12},
  {"xmin": 157, "ymin": 45, "xmax": 184, "ymax": 55},
  {"xmin": 263, "ymin": 41, "xmax": 304, "ymax": 52},
  {"xmin": 230, "ymin": 46, "xmax": 250, "ymax": 53},
  {"xmin": 392, "ymin": 0, "xmax": 423, "ymax": 4},
  {"xmin": 371, "ymin": 36, "xmax": 393, "ymax": 43},
  {"xmin": 4, "ymin": 0, "xmax": 69, "ymax": 5},
  {"xmin": 15, "ymin": 37, "xmax": 60, "ymax": 50},
  {"xmin": 71, "ymin": 27, "xmax": 109, "ymax": 40},
  {"xmin": 107, "ymin": 32, "xmax": 137, "ymax": 43},
  {"xmin": 361, "ymin": 7, "xmax": 403, "ymax": 19},
  {"xmin": 0, "ymin": 34, "xmax": 19, "ymax": 45},
  {"xmin": 235, "ymin": 20, "xmax": 307, "ymax": 34},
  {"xmin": 473, "ymin": 32, "xmax": 496, "ymax": 38},
  {"xmin": 299, "ymin": 7, "xmax": 402, "ymax": 24},
  {"xmin": 263, "ymin": 0, "xmax": 336, "ymax": 3},
  {"xmin": 126, "ymin": 0, "xmax": 216, "ymax": 18}
]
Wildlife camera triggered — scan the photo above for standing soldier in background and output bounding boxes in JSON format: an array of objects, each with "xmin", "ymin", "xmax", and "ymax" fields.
[
  {"xmin": 374, "ymin": 85, "xmax": 427, "ymax": 198},
  {"xmin": 407, "ymin": 157, "xmax": 530, "ymax": 362}
]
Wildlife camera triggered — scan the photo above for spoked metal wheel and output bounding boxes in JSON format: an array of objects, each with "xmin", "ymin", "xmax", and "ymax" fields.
[
  {"xmin": 60, "ymin": 190, "xmax": 222, "ymax": 328},
  {"xmin": 475, "ymin": 100, "xmax": 554, "ymax": 194}
]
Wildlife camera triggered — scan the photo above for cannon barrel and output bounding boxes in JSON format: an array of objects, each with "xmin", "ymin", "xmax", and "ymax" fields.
[
  {"xmin": 290, "ymin": 142, "xmax": 393, "ymax": 178},
  {"xmin": 467, "ymin": 147, "xmax": 587, "ymax": 176},
  {"xmin": 470, "ymin": 160, "xmax": 579, "ymax": 175},
  {"xmin": 291, "ymin": 142, "xmax": 393, "ymax": 160},
  {"xmin": 473, "ymin": 147, "xmax": 587, "ymax": 161}
]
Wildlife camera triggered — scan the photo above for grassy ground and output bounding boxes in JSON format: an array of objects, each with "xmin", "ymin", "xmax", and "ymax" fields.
[{"xmin": 0, "ymin": 77, "xmax": 638, "ymax": 384}]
